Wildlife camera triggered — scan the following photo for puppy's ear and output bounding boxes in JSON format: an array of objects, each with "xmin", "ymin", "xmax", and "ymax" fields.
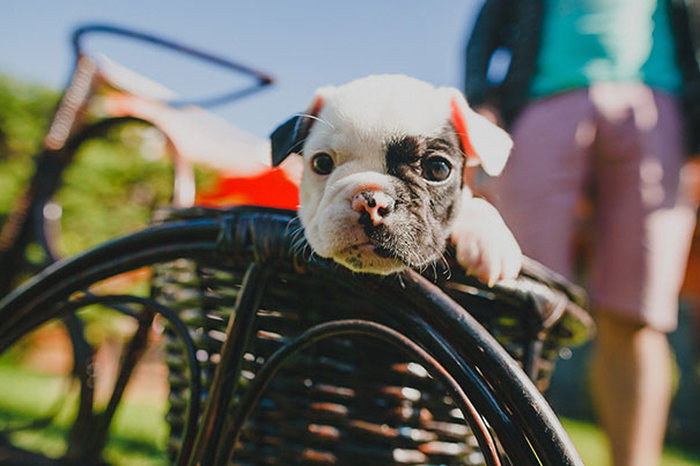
[
  {"xmin": 445, "ymin": 89, "xmax": 512, "ymax": 177},
  {"xmin": 270, "ymin": 95, "xmax": 325, "ymax": 167}
]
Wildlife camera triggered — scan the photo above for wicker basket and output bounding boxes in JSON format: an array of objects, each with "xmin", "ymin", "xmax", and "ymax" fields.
[{"xmin": 151, "ymin": 206, "xmax": 593, "ymax": 465}]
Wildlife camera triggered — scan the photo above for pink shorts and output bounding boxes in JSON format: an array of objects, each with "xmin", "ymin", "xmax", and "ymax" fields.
[{"xmin": 488, "ymin": 83, "xmax": 697, "ymax": 332}]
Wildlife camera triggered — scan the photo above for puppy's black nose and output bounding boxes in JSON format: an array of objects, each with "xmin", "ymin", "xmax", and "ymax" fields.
[{"xmin": 352, "ymin": 190, "xmax": 394, "ymax": 227}]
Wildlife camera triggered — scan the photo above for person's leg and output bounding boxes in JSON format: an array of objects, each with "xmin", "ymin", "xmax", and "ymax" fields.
[
  {"xmin": 486, "ymin": 91, "xmax": 594, "ymax": 278},
  {"xmin": 589, "ymin": 84, "xmax": 697, "ymax": 466},
  {"xmin": 590, "ymin": 313, "xmax": 672, "ymax": 466}
]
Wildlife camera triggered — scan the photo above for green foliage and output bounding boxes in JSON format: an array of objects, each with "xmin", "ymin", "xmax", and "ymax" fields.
[
  {"xmin": 0, "ymin": 74, "xmax": 57, "ymax": 159},
  {"xmin": 0, "ymin": 359, "xmax": 168, "ymax": 465},
  {"xmin": 0, "ymin": 74, "xmax": 216, "ymax": 258},
  {"xmin": 1, "ymin": 356, "xmax": 699, "ymax": 465},
  {"xmin": 0, "ymin": 74, "xmax": 59, "ymax": 215},
  {"xmin": 53, "ymin": 126, "xmax": 175, "ymax": 256},
  {"xmin": 561, "ymin": 418, "xmax": 700, "ymax": 466}
]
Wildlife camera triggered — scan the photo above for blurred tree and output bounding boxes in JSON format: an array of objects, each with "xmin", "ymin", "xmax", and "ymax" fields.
[
  {"xmin": 0, "ymin": 74, "xmax": 217, "ymax": 260},
  {"xmin": 0, "ymin": 75, "xmax": 58, "ymax": 216},
  {"xmin": 0, "ymin": 74, "xmax": 57, "ymax": 159}
]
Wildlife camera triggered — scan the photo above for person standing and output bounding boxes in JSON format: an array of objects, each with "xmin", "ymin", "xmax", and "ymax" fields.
[{"xmin": 464, "ymin": 1, "xmax": 699, "ymax": 465}]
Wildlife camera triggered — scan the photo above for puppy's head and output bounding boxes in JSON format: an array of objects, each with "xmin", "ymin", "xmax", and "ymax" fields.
[{"xmin": 271, "ymin": 75, "xmax": 511, "ymax": 274}]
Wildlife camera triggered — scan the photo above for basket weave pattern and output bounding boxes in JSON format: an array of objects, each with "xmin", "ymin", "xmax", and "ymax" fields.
[{"xmin": 152, "ymin": 207, "xmax": 592, "ymax": 465}]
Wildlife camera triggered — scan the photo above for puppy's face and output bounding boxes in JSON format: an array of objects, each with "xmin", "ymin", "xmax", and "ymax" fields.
[
  {"xmin": 299, "ymin": 103, "xmax": 464, "ymax": 274},
  {"xmin": 271, "ymin": 75, "xmax": 511, "ymax": 274}
]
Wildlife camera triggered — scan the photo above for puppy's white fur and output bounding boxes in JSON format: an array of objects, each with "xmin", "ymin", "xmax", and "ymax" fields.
[{"xmin": 296, "ymin": 75, "xmax": 521, "ymax": 284}]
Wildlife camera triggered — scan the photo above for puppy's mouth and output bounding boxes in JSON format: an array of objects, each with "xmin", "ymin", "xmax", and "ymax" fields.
[
  {"xmin": 372, "ymin": 246, "xmax": 395, "ymax": 258},
  {"xmin": 350, "ymin": 242, "xmax": 394, "ymax": 258}
]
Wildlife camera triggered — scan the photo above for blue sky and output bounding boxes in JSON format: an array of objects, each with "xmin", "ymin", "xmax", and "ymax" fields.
[{"xmin": 1, "ymin": 1, "xmax": 482, "ymax": 139}]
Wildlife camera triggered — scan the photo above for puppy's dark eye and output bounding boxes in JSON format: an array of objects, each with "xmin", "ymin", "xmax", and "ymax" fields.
[
  {"xmin": 422, "ymin": 156, "xmax": 452, "ymax": 181},
  {"xmin": 311, "ymin": 152, "xmax": 334, "ymax": 175}
]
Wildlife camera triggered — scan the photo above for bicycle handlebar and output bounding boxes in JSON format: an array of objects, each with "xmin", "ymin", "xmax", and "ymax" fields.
[{"xmin": 71, "ymin": 23, "xmax": 274, "ymax": 108}]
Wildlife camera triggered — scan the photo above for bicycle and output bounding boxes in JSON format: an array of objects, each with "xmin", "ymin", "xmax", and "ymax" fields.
[
  {"xmin": 0, "ymin": 24, "xmax": 594, "ymax": 466},
  {"xmin": 0, "ymin": 23, "xmax": 274, "ymax": 297}
]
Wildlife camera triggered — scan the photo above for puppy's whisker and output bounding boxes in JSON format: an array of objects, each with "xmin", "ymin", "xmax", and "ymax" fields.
[
  {"xmin": 396, "ymin": 273, "xmax": 406, "ymax": 289},
  {"xmin": 288, "ymin": 136, "xmax": 310, "ymax": 154},
  {"xmin": 293, "ymin": 239, "xmax": 311, "ymax": 258},
  {"xmin": 289, "ymin": 226, "xmax": 311, "ymax": 258},
  {"xmin": 415, "ymin": 258, "xmax": 430, "ymax": 275},
  {"xmin": 284, "ymin": 217, "xmax": 301, "ymax": 233},
  {"xmin": 288, "ymin": 225, "xmax": 305, "ymax": 247},
  {"xmin": 290, "ymin": 238, "xmax": 304, "ymax": 253},
  {"xmin": 289, "ymin": 226, "xmax": 304, "ymax": 242},
  {"xmin": 439, "ymin": 254, "xmax": 452, "ymax": 280},
  {"xmin": 295, "ymin": 113, "xmax": 335, "ymax": 129},
  {"xmin": 301, "ymin": 241, "xmax": 317, "ymax": 263},
  {"xmin": 429, "ymin": 261, "xmax": 438, "ymax": 280},
  {"xmin": 290, "ymin": 240, "xmax": 302, "ymax": 256}
]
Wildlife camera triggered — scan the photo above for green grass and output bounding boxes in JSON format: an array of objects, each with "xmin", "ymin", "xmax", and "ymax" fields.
[
  {"xmin": 1, "ymin": 360, "xmax": 699, "ymax": 465},
  {"xmin": 561, "ymin": 417, "xmax": 700, "ymax": 466},
  {"xmin": 0, "ymin": 361, "xmax": 168, "ymax": 465}
]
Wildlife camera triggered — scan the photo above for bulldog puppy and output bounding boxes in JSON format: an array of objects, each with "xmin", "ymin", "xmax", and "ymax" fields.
[{"xmin": 271, "ymin": 75, "xmax": 521, "ymax": 285}]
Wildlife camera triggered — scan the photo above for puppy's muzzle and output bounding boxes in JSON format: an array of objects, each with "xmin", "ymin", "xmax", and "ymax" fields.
[{"xmin": 352, "ymin": 189, "xmax": 395, "ymax": 228}]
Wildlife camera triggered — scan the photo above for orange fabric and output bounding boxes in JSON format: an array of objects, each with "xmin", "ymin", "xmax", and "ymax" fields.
[{"xmin": 196, "ymin": 167, "xmax": 300, "ymax": 210}]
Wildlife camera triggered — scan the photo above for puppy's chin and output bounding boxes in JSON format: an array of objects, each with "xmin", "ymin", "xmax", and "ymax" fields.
[
  {"xmin": 305, "ymin": 229, "xmax": 442, "ymax": 275},
  {"xmin": 332, "ymin": 244, "xmax": 407, "ymax": 275}
]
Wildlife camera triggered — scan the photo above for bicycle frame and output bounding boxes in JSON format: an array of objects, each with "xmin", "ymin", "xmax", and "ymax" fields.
[{"xmin": 0, "ymin": 23, "xmax": 274, "ymax": 297}]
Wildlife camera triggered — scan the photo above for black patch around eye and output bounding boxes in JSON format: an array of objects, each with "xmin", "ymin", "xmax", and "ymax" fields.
[
  {"xmin": 385, "ymin": 137, "xmax": 421, "ymax": 176},
  {"xmin": 385, "ymin": 135, "xmax": 462, "ymax": 182},
  {"xmin": 426, "ymin": 138, "xmax": 454, "ymax": 153}
]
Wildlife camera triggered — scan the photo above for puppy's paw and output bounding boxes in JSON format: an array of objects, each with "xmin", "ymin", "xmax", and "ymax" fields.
[{"xmin": 450, "ymin": 198, "xmax": 522, "ymax": 286}]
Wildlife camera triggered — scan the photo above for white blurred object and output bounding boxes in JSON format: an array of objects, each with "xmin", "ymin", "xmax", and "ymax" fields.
[
  {"xmin": 94, "ymin": 57, "xmax": 272, "ymax": 206},
  {"xmin": 95, "ymin": 53, "xmax": 180, "ymax": 102}
]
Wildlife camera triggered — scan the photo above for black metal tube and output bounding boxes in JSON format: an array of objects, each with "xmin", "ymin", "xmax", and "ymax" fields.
[
  {"xmin": 322, "ymin": 271, "xmax": 538, "ymax": 465},
  {"xmin": 399, "ymin": 270, "xmax": 583, "ymax": 466},
  {"xmin": 48, "ymin": 293, "xmax": 203, "ymax": 466},
  {"xmin": 71, "ymin": 23, "xmax": 273, "ymax": 109},
  {"xmin": 0, "ymin": 208, "xmax": 586, "ymax": 465},
  {"xmin": 187, "ymin": 263, "xmax": 267, "ymax": 466},
  {"xmin": 386, "ymin": 301, "xmax": 538, "ymax": 465},
  {"xmin": 218, "ymin": 319, "xmax": 502, "ymax": 466}
]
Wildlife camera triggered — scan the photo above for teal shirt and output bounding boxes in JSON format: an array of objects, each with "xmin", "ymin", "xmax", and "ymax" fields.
[{"xmin": 529, "ymin": 0, "xmax": 683, "ymax": 98}]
